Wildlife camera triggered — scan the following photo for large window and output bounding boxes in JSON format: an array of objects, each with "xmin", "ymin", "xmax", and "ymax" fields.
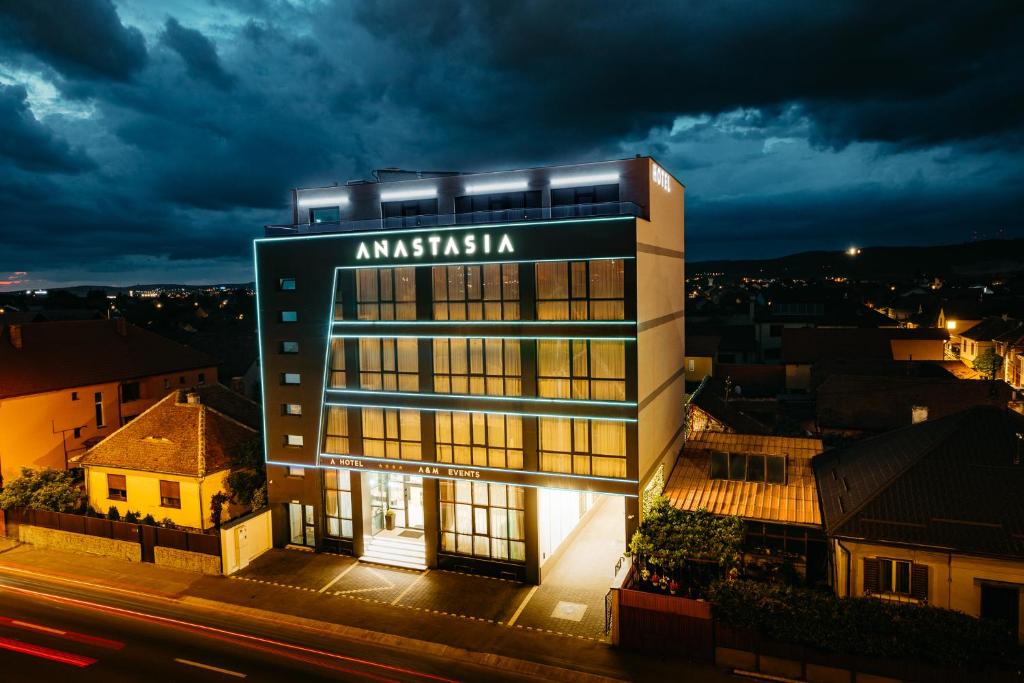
[
  {"xmin": 322, "ymin": 406, "xmax": 349, "ymax": 454},
  {"xmin": 536, "ymin": 339, "xmax": 625, "ymax": 400},
  {"xmin": 710, "ymin": 451, "xmax": 786, "ymax": 484},
  {"xmin": 95, "ymin": 392, "xmax": 105, "ymax": 428},
  {"xmin": 362, "ymin": 408, "xmax": 421, "ymax": 460},
  {"xmin": 431, "ymin": 264, "xmax": 519, "ymax": 320},
  {"xmin": 122, "ymin": 381, "xmax": 140, "ymax": 402},
  {"xmin": 435, "ymin": 411, "xmax": 523, "ymax": 469},
  {"xmin": 440, "ymin": 481, "xmax": 525, "ymax": 562},
  {"xmin": 539, "ymin": 417, "xmax": 627, "ymax": 478},
  {"xmin": 356, "ymin": 267, "xmax": 415, "ymax": 320},
  {"xmin": 433, "ymin": 338, "xmax": 520, "ymax": 396},
  {"xmin": 329, "ymin": 339, "xmax": 346, "ymax": 388},
  {"xmin": 324, "ymin": 469, "xmax": 354, "ymax": 538},
  {"xmin": 535, "ymin": 259, "xmax": 624, "ymax": 320},
  {"xmin": 359, "ymin": 338, "xmax": 418, "ymax": 391}
]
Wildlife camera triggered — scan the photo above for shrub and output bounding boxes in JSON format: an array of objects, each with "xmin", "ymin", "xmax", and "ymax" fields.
[
  {"xmin": 708, "ymin": 579, "xmax": 1020, "ymax": 669},
  {"xmin": 141, "ymin": 514, "xmax": 157, "ymax": 526},
  {"xmin": 124, "ymin": 510, "xmax": 140, "ymax": 524},
  {"xmin": 161, "ymin": 517, "xmax": 177, "ymax": 529},
  {"xmin": 107, "ymin": 506, "xmax": 121, "ymax": 521},
  {"xmin": 0, "ymin": 467, "xmax": 83, "ymax": 512}
]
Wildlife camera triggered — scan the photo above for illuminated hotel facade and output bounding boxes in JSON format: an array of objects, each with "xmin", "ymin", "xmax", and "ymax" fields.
[{"xmin": 254, "ymin": 157, "xmax": 684, "ymax": 582}]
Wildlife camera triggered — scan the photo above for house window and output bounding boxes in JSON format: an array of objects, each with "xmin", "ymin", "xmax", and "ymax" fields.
[
  {"xmin": 281, "ymin": 341, "xmax": 299, "ymax": 354},
  {"xmin": 328, "ymin": 339, "xmax": 346, "ymax": 388},
  {"xmin": 310, "ymin": 206, "xmax": 340, "ymax": 224},
  {"xmin": 687, "ymin": 358, "xmax": 695, "ymax": 372},
  {"xmin": 107, "ymin": 474, "xmax": 127, "ymax": 501},
  {"xmin": 324, "ymin": 469, "xmax": 353, "ymax": 538},
  {"xmin": 164, "ymin": 378, "xmax": 171, "ymax": 390},
  {"xmin": 435, "ymin": 410, "xmax": 524, "ymax": 470},
  {"xmin": 538, "ymin": 417, "xmax": 626, "ymax": 478},
  {"xmin": 537, "ymin": 339, "xmax": 624, "ymax": 400},
  {"xmin": 710, "ymin": 451, "xmax": 786, "ymax": 484},
  {"xmin": 122, "ymin": 382, "xmax": 140, "ymax": 402},
  {"xmin": 159, "ymin": 480, "xmax": 181, "ymax": 508},
  {"xmin": 362, "ymin": 408, "xmax": 421, "ymax": 460},
  {"xmin": 322, "ymin": 406, "xmax": 349, "ymax": 454},
  {"xmin": 285, "ymin": 434, "xmax": 304, "ymax": 447},
  {"xmin": 94, "ymin": 392, "xmax": 105, "ymax": 428},
  {"xmin": 287, "ymin": 466, "xmax": 305, "ymax": 477},
  {"xmin": 282, "ymin": 373, "xmax": 301, "ymax": 385},
  {"xmin": 279, "ymin": 277, "xmax": 297, "ymax": 291},
  {"xmin": 432, "ymin": 264, "xmax": 520, "ymax": 321},
  {"xmin": 71, "ymin": 391, "xmax": 79, "ymax": 401},
  {"xmin": 359, "ymin": 338, "xmax": 418, "ymax": 391},
  {"xmin": 198, "ymin": 372, "xmax": 206, "ymax": 385},
  {"xmin": 535, "ymin": 259, "xmax": 624, "ymax": 321},
  {"xmin": 434, "ymin": 337, "xmax": 521, "ymax": 396},
  {"xmin": 73, "ymin": 427, "xmax": 82, "ymax": 439},
  {"xmin": 284, "ymin": 403, "xmax": 302, "ymax": 416},
  {"xmin": 356, "ymin": 267, "xmax": 416, "ymax": 320},
  {"xmin": 863, "ymin": 557, "xmax": 928, "ymax": 600},
  {"xmin": 280, "ymin": 310, "xmax": 298, "ymax": 323}
]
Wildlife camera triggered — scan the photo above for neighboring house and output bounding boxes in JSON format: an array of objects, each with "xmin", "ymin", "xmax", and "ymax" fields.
[
  {"xmin": 686, "ymin": 376, "xmax": 771, "ymax": 436},
  {"xmin": 813, "ymin": 406, "xmax": 1024, "ymax": 642},
  {"xmin": 689, "ymin": 324, "xmax": 758, "ymax": 365},
  {"xmin": 664, "ymin": 431, "xmax": 828, "ymax": 583},
  {"xmin": 684, "ymin": 335, "xmax": 720, "ymax": 387},
  {"xmin": 995, "ymin": 331, "xmax": 1024, "ymax": 390},
  {"xmin": 77, "ymin": 385, "xmax": 259, "ymax": 530},
  {"xmin": 0, "ymin": 319, "xmax": 218, "ymax": 483},
  {"xmin": 816, "ymin": 374, "xmax": 1011, "ymax": 436},
  {"xmin": 960, "ymin": 317, "xmax": 1022, "ymax": 372},
  {"xmin": 782, "ymin": 327, "xmax": 948, "ymax": 392},
  {"xmin": 754, "ymin": 298, "xmax": 896, "ymax": 364}
]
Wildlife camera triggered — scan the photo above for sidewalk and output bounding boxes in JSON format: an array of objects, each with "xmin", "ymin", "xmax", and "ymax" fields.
[{"xmin": 0, "ymin": 539, "xmax": 734, "ymax": 682}]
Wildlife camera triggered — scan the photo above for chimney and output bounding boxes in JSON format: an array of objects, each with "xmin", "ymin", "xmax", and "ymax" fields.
[
  {"xmin": 186, "ymin": 391, "xmax": 201, "ymax": 406},
  {"xmin": 115, "ymin": 317, "xmax": 128, "ymax": 337},
  {"xmin": 9, "ymin": 324, "xmax": 22, "ymax": 349}
]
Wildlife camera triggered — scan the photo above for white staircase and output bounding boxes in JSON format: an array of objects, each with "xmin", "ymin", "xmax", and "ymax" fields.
[{"xmin": 360, "ymin": 533, "xmax": 427, "ymax": 570}]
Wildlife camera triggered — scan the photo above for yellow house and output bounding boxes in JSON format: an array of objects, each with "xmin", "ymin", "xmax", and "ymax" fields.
[
  {"xmin": 814, "ymin": 406, "xmax": 1024, "ymax": 642},
  {"xmin": 78, "ymin": 385, "xmax": 258, "ymax": 531},
  {"xmin": 684, "ymin": 334, "xmax": 719, "ymax": 385},
  {"xmin": 0, "ymin": 318, "xmax": 217, "ymax": 483}
]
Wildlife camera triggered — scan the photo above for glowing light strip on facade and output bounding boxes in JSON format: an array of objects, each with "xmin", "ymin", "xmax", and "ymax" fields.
[
  {"xmin": 297, "ymin": 194, "xmax": 350, "ymax": 206},
  {"xmin": 329, "ymin": 334, "xmax": 636, "ymax": 341},
  {"xmin": 464, "ymin": 180, "xmax": 529, "ymax": 194},
  {"xmin": 548, "ymin": 172, "xmax": 620, "ymax": 188},
  {"xmin": 331, "ymin": 320, "xmax": 637, "ymax": 326},
  {"xmin": 324, "ymin": 388, "xmax": 637, "ymax": 408},
  {"xmin": 334, "ymin": 254, "xmax": 634, "ymax": 271},
  {"xmin": 323, "ymin": 401, "xmax": 638, "ymax": 422},
  {"xmin": 252, "ymin": 240, "xmax": 271, "ymax": 466},
  {"xmin": 379, "ymin": 188, "xmax": 438, "ymax": 201},
  {"xmin": 315, "ymin": 268, "xmax": 340, "ymax": 465}
]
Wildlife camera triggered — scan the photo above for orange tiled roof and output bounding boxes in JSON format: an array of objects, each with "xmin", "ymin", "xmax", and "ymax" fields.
[
  {"xmin": 79, "ymin": 388, "xmax": 256, "ymax": 477},
  {"xmin": 664, "ymin": 432, "xmax": 824, "ymax": 527}
]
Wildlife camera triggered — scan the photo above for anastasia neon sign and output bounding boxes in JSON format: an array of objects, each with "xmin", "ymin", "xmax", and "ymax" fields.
[{"xmin": 355, "ymin": 232, "xmax": 514, "ymax": 261}]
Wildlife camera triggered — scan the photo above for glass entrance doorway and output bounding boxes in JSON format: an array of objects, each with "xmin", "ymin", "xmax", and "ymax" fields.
[
  {"xmin": 368, "ymin": 474, "xmax": 424, "ymax": 534},
  {"xmin": 288, "ymin": 503, "xmax": 315, "ymax": 547}
]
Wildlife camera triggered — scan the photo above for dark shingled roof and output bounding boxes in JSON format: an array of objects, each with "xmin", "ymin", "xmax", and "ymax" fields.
[
  {"xmin": 782, "ymin": 327, "xmax": 948, "ymax": 365},
  {"xmin": 813, "ymin": 406, "xmax": 1024, "ymax": 560},
  {"xmin": 690, "ymin": 376, "xmax": 771, "ymax": 434},
  {"xmin": 0, "ymin": 319, "xmax": 216, "ymax": 399},
  {"xmin": 960, "ymin": 317, "xmax": 1022, "ymax": 342},
  {"xmin": 79, "ymin": 388, "xmax": 257, "ymax": 477},
  {"xmin": 816, "ymin": 374, "xmax": 1012, "ymax": 432}
]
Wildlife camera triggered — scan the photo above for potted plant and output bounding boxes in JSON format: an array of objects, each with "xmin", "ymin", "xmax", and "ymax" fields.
[
  {"xmin": 669, "ymin": 579, "xmax": 679, "ymax": 595},
  {"xmin": 384, "ymin": 507, "xmax": 396, "ymax": 530}
]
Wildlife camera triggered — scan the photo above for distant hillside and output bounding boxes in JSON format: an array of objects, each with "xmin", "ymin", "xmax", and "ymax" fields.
[
  {"xmin": 49, "ymin": 283, "xmax": 254, "ymax": 296},
  {"xmin": 690, "ymin": 239, "xmax": 1024, "ymax": 280}
]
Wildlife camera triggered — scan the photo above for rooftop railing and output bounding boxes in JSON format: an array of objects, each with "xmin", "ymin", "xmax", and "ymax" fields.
[{"xmin": 264, "ymin": 201, "xmax": 645, "ymax": 237}]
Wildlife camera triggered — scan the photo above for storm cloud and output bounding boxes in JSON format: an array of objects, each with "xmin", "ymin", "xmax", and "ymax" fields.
[{"xmin": 0, "ymin": 0, "xmax": 1022, "ymax": 288}]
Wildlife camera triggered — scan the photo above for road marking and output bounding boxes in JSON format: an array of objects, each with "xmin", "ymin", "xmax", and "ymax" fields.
[
  {"xmin": 318, "ymin": 563, "xmax": 357, "ymax": 593},
  {"xmin": 505, "ymin": 585, "xmax": 538, "ymax": 627},
  {"xmin": 175, "ymin": 658, "xmax": 247, "ymax": 678},
  {"xmin": 391, "ymin": 570, "xmax": 429, "ymax": 606},
  {"xmin": 0, "ymin": 635, "xmax": 96, "ymax": 667}
]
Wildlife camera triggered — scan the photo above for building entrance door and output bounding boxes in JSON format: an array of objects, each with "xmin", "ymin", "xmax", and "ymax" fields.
[
  {"xmin": 288, "ymin": 503, "xmax": 315, "ymax": 547},
  {"xmin": 367, "ymin": 474, "xmax": 423, "ymax": 534}
]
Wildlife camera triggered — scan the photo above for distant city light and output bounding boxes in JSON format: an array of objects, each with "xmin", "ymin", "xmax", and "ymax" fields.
[
  {"xmin": 846, "ymin": 247, "xmax": 861, "ymax": 256},
  {"xmin": 947, "ymin": 321, "xmax": 957, "ymax": 330}
]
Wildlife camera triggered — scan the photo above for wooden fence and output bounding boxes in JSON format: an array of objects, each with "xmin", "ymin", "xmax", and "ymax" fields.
[{"xmin": 4, "ymin": 508, "xmax": 221, "ymax": 558}]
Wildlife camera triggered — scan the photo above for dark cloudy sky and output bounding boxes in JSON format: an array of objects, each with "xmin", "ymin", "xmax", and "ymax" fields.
[{"xmin": 0, "ymin": 1, "xmax": 1022, "ymax": 289}]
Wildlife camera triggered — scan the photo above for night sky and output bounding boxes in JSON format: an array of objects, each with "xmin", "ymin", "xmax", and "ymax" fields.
[{"xmin": 1, "ymin": 1, "xmax": 1022, "ymax": 289}]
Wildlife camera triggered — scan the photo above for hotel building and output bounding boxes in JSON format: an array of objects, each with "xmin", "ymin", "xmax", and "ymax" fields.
[{"xmin": 254, "ymin": 157, "xmax": 684, "ymax": 582}]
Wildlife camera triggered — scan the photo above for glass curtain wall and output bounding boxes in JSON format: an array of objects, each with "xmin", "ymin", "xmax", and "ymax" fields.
[
  {"xmin": 439, "ymin": 481, "xmax": 526, "ymax": 562},
  {"xmin": 323, "ymin": 469, "xmax": 353, "ymax": 538}
]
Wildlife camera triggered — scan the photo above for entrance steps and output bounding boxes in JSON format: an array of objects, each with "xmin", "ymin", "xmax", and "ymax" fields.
[{"xmin": 360, "ymin": 533, "xmax": 427, "ymax": 570}]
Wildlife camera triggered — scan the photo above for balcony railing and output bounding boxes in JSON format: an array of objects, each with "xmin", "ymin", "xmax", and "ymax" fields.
[{"xmin": 264, "ymin": 201, "xmax": 645, "ymax": 237}]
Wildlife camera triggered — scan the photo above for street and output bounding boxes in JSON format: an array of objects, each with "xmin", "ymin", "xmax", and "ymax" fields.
[{"xmin": 0, "ymin": 569, "xmax": 538, "ymax": 682}]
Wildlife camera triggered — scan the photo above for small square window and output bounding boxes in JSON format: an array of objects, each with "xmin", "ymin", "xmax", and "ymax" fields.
[
  {"xmin": 73, "ymin": 427, "xmax": 82, "ymax": 439},
  {"xmin": 159, "ymin": 480, "xmax": 181, "ymax": 509},
  {"xmin": 280, "ymin": 341, "xmax": 299, "ymax": 354},
  {"xmin": 284, "ymin": 404, "xmax": 302, "ymax": 416},
  {"xmin": 280, "ymin": 311, "xmax": 298, "ymax": 323},
  {"xmin": 766, "ymin": 456, "xmax": 786, "ymax": 484},
  {"xmin": 285, "ymin": 434, "xmax": 304, "ymax": 447},
  {"xmin": 198, "ymin": 372, "xmax": 206, "ymax": 385},
  {"xmin": 283, "ymin": 373, "xmax": 301, "ymax": 385},
  {"xmin": 107, "ymin": 473, "xmax": 127, "ymax": 501},
  {"xmin": 164, "ymin": 379, "xmax": 171, "ymax": 390},
  {"xmin": 279, "ymin": 278, "xmax": 296, "ymax": 291},
  {"xmin": 710, "ymin": 451, "xmax": 728, "ymax": 479},
  {"xmin": 287, "ymin": 466, "xmax": 305, "ymax": 477},
  {"xmin": 71, "ymin": 391, "xmax": 79, "ymax": 401}
]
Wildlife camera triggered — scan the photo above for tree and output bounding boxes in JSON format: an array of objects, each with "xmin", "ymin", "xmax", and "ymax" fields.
[
  {"xmin": 226, "ymin": 438, "xmax": 266, "ymax": 507},
  {"xmin": 210, "ymin": 491, "xmax": 231, "ymax": 530},
  {"xmin": 973, "ymin": 347, "xmax": 1003, "ymax": 380},
  {"xmin": 0, "ymin": 468, "xmax": 83, "ymax": 512}
]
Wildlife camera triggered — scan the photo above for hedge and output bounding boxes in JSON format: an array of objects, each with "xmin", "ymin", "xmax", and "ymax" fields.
[{"xmin": 708, "ymin": 580, "xmax": 1021, "ymax": 669}]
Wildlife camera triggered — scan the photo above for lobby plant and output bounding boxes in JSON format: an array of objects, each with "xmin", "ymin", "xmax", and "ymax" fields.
[{"xmin": 384, "ymin": 507, "xmax": 396, "ymax": 530}]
